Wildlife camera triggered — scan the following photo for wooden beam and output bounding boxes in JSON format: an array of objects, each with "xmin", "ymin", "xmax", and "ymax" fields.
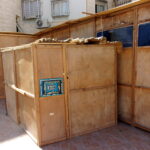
[{"xmin": 82, "ymin": 12, "xmax": 95, "ymax": 16}]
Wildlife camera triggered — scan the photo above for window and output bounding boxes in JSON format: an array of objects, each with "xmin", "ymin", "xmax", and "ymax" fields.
[
  {"xmin": 22, "ymin": 0, "xmax": 40, "ymax": 19},
  {"xmin": 115, "ymin": 0, "xmax": 132, "ymax": 6},
  {"xmin": 51, "ymin": 0, "xmax": 69, "ymax": 17},
  {"xmin": 97, "ymin": 26, "xmax": 133, "ymax": 47},
  {"xmin": 95, "ymin": 4, "xmax": 105, "ymax": 13}
]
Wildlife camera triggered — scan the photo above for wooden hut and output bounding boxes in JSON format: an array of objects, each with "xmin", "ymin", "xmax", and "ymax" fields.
[{"xmin": 1, "ymin": 41, "xmax": 118, "ymax": 146}]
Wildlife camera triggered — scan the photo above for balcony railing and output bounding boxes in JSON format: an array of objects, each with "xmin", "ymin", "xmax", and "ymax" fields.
[{"xmin": 115, "ymin": 0, "xmax": 132, "ymax": 6}]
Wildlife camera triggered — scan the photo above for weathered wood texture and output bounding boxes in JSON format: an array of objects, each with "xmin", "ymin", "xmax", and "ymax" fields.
[
  {"xmin": 0, "ymin": 34, "xmax": 37, "ymax": 48},
  {"xmin": 69, "ymin": 87, "xmax": 116, "ymax": 137},
  {"xmin": 66, "ymin": 45, "xmax": 116, "ymax": 89},
  {"xmin": 0, "ymin": 34, "xmax": 37, "ymax": 100},
  {"xmin": 118, "ymin": 86, "xmax": 132, "ymax": 123},
  {"xmin": 70, "ymin": 20, "xmax": 95, "ymax": 38},
  {"xmin": 15, "ymin": 48, "xmax": 37, "ymax": 141},
  {"xmin": 96, "ymin": 10, "xmax": 134, "ymax": 32},
  {"xmin": 138, "ymin": 3, "xmax": 150, "ymax": 23},
  {"xmin": 2, "ymin": 46, "xmax": 38, "ymax": 142},
  {"xmin": 134, "ymin": 88, "xmax": 150, "ymax": 130},
  {"xmin": 0, "ymin": 53, "xmax": 5, "ymax": 99},
  {"xmin": 65, "ymin": 45, "xmax": 116, "ymax": 137},
  {"xmin": 15, "ymin": 49, "xmax": 34, "ymax": 94},
  {"xmin": 35, "ymin": 45, "xmax": 66, "ymax": 145},
  {"xmin": 2, "ymin": 51, "xmax": 18, "ymax": 122},
  {"xmin": 118, "ymin": 48, "xmax": 133, "ymax": 85},
  {"xmin": 18, "ymin": 93, "xmax": 38, "ymax": 140},
  {"xmin": 2, "ymin": 43, "xmax": 117, "ymax": 146},
  {"xmin": 136, "ymin": 47, "xmax": 150, "ymax": 88}
]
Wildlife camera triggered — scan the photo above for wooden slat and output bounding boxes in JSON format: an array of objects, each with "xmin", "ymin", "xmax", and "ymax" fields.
[
  {"xmin": 134, "ymin": 88, "xmax": 150, "ymax": 129},
  {"xmin": 15, "ymin": 48, "xmax": 35, "ymax": 94},
  {"xmin": 118, "ymin": 85, "xmax": 132, "ymax": 122},
  {"xmin": 65, "ymin": 44, "xmax": 117, "ymax": 137}
]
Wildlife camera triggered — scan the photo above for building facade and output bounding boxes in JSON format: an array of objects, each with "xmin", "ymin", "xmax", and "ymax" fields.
[
  {"xmin": 0, "ymin": 0, "xmax": 20, "ymax": 32},
  {"xmin": 18, "ymin": 0, "xmax": 97, "ymax": 34},
  {"xmin": 0, "ymin": 0, "xmax": 135, "ymax": 34}
]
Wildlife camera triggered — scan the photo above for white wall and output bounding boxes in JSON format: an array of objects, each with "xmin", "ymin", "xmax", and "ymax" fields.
[
  {"xmin": 86, "ymin": 0, "xmax": 96, "ymax": 13},
  {"xmin": 0, "ymin": 0, "xmax": 20, "ymax": 32},
  {"xmin": 69, "ymin": 0, "xmax": 86, "ymax": 19}
]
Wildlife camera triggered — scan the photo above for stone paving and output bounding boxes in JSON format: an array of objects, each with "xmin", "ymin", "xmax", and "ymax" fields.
[{"xmin": 0, "ymin": 99, "xmax": 150, "ymax": 150}]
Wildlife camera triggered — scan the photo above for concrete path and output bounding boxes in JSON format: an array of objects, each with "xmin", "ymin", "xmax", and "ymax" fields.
[{"xmin": 0, "ymin": 99, "xmax": 150, "ymax": 150}]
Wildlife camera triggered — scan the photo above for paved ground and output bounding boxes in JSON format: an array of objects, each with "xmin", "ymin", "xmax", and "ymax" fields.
[{"xmin": 0, "ymin": 99, "xmax": 150, "ymax": 150}]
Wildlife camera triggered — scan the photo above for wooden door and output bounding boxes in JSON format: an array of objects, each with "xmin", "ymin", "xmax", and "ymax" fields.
[{"xmin": 65, "ymin": 45, "xmax": 117, "ymax": 137}]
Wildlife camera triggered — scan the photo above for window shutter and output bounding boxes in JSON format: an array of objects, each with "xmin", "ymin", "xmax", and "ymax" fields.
[
  {"xmin": 22, "ymin": 0, "xmax": 40, "ymax": 19},
  {"xmin": 62, "ymin": 1, "xmax": 69, "ymax": 16},
  {"xmin": 52, "ymin": 0, "xmax": 69, "ymax": 17},
  {"xmin": 115, "ymin": 0, "xmax": 132, "ymax": 6}
]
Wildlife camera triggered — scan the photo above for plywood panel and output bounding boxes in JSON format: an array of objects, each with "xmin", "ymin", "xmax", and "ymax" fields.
[
  {"xmin": 52, "ymin": 28, "xmax": 70, "ymax": 40},
  {"xmin": 5, "ymin": 86, "xmax": 17, "ymax": 122},
  {"xmin": 138, "ymin": 4, "xmax": 150, "ymax": 23},
  {"xmin": 0, "ymin": 35, "xmax": 36, "ymax": 48},
  {"xmin": 15, "ymin": 48, "xmax": 34, "ymax": 94},
  {"xmin": 0, "ymin": 34, "xmax": 36, "ymax": 100},
  {"xmin": 66, "ymin": 45, "xmax": 116, "ymax": 90},
  {"xmin": 136, "ymin": 47, "xmax": 150, "ymax": 87},
  {"xmin": 135, "ymin": 88, "xmax": 150, "ymax": 129},
  {"xmin": 96, "ymin": 16, "xmax": 113, "ymax": 31},
  {"xmin": 36, "ymin": 45, "xmax": 64, "ymax": 79},
  {"xmin": 0, "ymin": 53, "xmax": 5, "ymax": 99},
  {"xmin": 0, "ymin": 36, "xmax": 18, "ymax": 48},
  {"xmin": 18, "ymin": 93, "xmax": 38, "ymax": 140},
  {"xmin": 2, "ymin": 51, "xmax": 16, "ymax": 85},
  {"xmin": 118, "ymin": 86, "xmax": 132, "ymax": 122},
  {"xmin": 17, "ymin": 36, "xmax": 37, "ymax": 45},
  {"xmin": 69, "ymin": 87, "xmax": 116, "ymax": 137},
  {"xmin": 118, "ymin": 48, "xmax": 133, "ymax": 85},
  {"xmin": 113, "ymin": 11, "xmax": 134, "ymax": 28},
  {"xmin": 40, "ymin": 96, "xmax": 66, "ymax": 144},
  {"xmin": 2, "ymin": 51, "xmax": 18, "ymax": 122},
  {"xmin": 70, "ymin": 21, "xmax": 95, "ymax": 38}
]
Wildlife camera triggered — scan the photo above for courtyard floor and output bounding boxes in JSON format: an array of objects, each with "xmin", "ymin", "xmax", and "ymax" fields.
[{"xmin": 0, "ymin": 99, "xmax": 150, "ymax": 150}]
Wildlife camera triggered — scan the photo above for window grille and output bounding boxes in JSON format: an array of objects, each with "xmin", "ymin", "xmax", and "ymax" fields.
[
  {"xmin": 22, "ymin": 0, "xmax": 40, "ymax": 19},
  {"xmin": 115, "ymin": 0, "xmax": 132, "ymax": 6},
  {"xmin": 51, "ymin": 0, "xmax": 69, "ymax": 17},
  {"xmin": 95, "ymin": 5, "xmax": 105, "ymax": 13}
]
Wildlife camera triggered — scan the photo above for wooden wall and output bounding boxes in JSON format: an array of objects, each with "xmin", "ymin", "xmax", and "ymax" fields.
[
  {"xmin": 65, "ymin": 45, "xmax": 117, "ymax": 137},
  {"xmin": 38, "ymin": 1, "xmax": 150, "ymax": 132},
  {"xmin": 2, "ymin": 51, "xmax": 18, "ymax": 122},
  {"xmin": 2, "ymin": 43, "xmax": 117, "ymax": 146},
  {"xmin": 15, "ymin": 48, "xmax": 37, "ymax": 141},
  {"xmin": 0, "ymin": 34, "xmax": 37, "ymax": 100},
  {"xmin": 0, "ymin": 34, "xmax": 37, "ymax": 48},
  {"xmin": 2, "ymin": 47, "xmax": 38, "ymax": 143},
  {"xmin": 33, "ymin": 44, "xmax": 66, "ymax": 145}
]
